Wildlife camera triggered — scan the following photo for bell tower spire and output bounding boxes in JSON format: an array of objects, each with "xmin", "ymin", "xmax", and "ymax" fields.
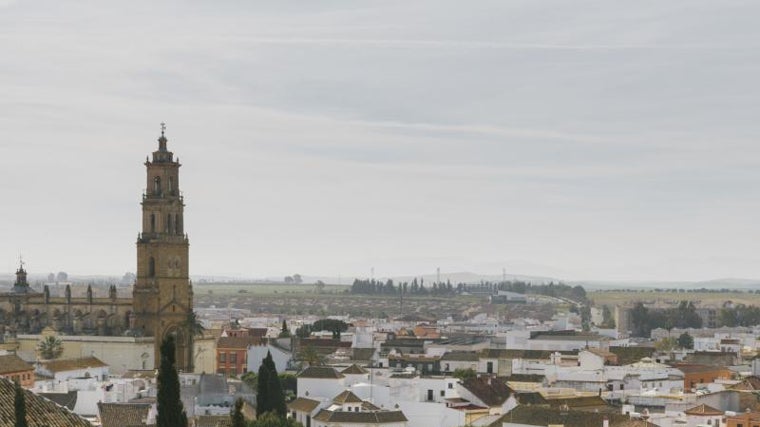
[{"xmin": 132, "ymin": 123, "xmax": 194, "ymax": 371}]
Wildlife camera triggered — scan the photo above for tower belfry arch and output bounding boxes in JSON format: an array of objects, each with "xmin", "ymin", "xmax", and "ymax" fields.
[{"xmin": 132, "ymin": 124, "xmax": 194, "ymax": 371}]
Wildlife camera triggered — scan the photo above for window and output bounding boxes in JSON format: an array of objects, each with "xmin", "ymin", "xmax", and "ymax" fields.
[
  {"xmin": 219, "ymin": 352, "xmax": 226, "ymax": 363},
  {"xmin": 440, "ymin": 390, "xmax": 445, "ymax": 397},
  {"xmin": 148, "ymin": 257, "xmax": 155, "ymax": 277},
  {"xmin": 169, "ymin": 176, "xmax": 174, "ymax": 194},
  {"xmin": 230, "ymin": 353, "xmax": 237, "ymax": 363},
  {"xmin": 167, "ymin": 214, "xmax": 172, "ymax": 233},
  {"xmin": 427, "ymin": 390, "xmax": 434, "ymax": 401},
  {"xmin": 150, "ymin": 213, "xmax": 155, "ymax": 232},
  {"xmin": 153, "ymin": 176, "xmax": 161, "ymax": 194},
  {"xmin": 448, "ymin": 383, "xmax": 453, "ymax": 389}
]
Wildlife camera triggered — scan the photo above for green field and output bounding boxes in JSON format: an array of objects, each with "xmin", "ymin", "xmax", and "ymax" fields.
[
  {"xmin": 193, "ymin": 282, "xmax": 349, "ymax": 296},
  {"xmin": 589, "ymin": 290, "xmax": 760, "ymax": 307}
]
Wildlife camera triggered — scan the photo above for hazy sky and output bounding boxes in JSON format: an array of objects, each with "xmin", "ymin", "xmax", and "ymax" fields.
[{"xmin": 1, "ymin": 0, "xmax": 759, "ymax": 281}]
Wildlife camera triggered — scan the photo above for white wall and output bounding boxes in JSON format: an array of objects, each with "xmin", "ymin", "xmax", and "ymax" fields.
[
  {"xmin": 248, "ymin": 344, "xmax": 291, "ymax": 374},
  {"xmin": 297, "ymin": 377, "xmax": 346, "ymax": 401}
]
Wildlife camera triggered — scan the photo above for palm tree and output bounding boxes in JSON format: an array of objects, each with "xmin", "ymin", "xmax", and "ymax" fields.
[
  {"xmin": 184, "ymin": 311, "xmax": 205, "ymax": 337},
  {"xmin": 182, "ymin": 311, "xmax": 204, "ymax": 372},
  {"xmin": 37, "ymin": 335, "xmax": 63, "ymax": 360}
]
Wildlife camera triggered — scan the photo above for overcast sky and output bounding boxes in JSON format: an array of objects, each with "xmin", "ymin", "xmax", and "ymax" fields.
[{"xmin": 1, "ymin": 0, "xmax": 759, "ymax": 282}]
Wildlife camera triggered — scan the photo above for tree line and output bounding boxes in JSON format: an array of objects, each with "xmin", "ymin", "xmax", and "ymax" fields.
[
  {"xmin": 630, "ymin": 301, "xmax": 703, "ymax": 337},
  {"xmin": 349, "ymin": 278, "xmax": 589, "ymax": 303}
]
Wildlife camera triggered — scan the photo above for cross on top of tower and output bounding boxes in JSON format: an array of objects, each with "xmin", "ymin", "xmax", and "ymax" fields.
[{"xmin": 158, "ymin": 122, "xmax": 168, "ymax": 152}]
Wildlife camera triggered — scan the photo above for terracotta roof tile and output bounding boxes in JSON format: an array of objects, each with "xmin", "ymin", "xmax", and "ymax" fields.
[
  {"xmin": 341, "ymin": 364, "xmax": 368, "ymax": 375},
  {"xmin": 298, "ymin": 366, "xmax": 344, "ymax": 379},
  {"xmin": 287, "ymin": 397, "xmax": 320, "ymax": 413},
  {"xmin": 333, "ymin": 390, "xmax": 363, "ymax": 404},
  {"xmin": 313, "ymin": 409, "xmax": 408, "ymax": 423},
  {"xmin": 98, "ymin": 402, "xmax": 152, "ymax": 427},
  {"xmin": 40, "ymin": 356, "xmax": 108, "ymax": 373},
  {"xmin": 461, "ymin": 377, "xmax": 511, "ymax": 407},
  {"xmin": 684, "ymin": 404, "xmax": 724, "ymax": 416},
  {"xmin": 0, "ymin": 377, "xmax": 91, "ymax": 426},
  {"xmin": 0, "ymin": 354, "xmax": 33, "ymax": 375}
]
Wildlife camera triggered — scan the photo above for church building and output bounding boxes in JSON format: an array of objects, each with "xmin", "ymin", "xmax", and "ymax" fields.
[{"xmin": 0, "ymin": 126, "xmax": 196, "ymax": 372}]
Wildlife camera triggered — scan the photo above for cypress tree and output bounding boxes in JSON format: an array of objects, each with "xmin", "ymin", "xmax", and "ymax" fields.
[
  {"xmin": 231, "ymin": 398, "xmax": 246, "ymax": 427},
  {"xmin": 14, "ymin": 381, "xmax": 28, "ymax": 427},
  {"xmin": 256, "ymin": 351, "xmax": 286, "ymax": 418},
  {"xmin": 157, "ymin": 335, "xmax": 188, "ymax": 427},
  {"xmin": 256, "ymin": 352, "xmax": 271, "ymax": 417}
]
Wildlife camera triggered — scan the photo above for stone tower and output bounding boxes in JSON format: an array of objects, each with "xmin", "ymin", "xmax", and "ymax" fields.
[{"xmin": 132, "ymin": 126, "xmax": 194, "ymax": 371}]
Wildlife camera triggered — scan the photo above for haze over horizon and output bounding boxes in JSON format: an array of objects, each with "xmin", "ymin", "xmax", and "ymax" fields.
[{"xmin": 2, "ymin": 1, "xmax": 759, "ymax": 282}]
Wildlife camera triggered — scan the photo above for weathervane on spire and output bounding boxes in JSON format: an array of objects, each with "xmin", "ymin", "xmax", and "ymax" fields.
[
  {"xmin": 18, "ymin": 254, "xmax": 24, "ymax": 270},
  {"xmin": 160, "ymin": 122, "xmax": 166, "ymax": 137}
]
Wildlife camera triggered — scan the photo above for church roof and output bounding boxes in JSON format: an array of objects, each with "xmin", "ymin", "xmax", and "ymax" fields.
[{"xmin": 0, "ymin": 377, "xmax": 91, "ymax": 426}]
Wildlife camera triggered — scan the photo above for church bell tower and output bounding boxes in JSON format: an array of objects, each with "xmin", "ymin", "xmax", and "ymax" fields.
[{"xmin": 132, "ymin": 124, "xmax": 194, "ymax": 371}]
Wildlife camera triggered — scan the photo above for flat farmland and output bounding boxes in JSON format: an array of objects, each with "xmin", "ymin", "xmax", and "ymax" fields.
[
  {"xmin": 193, "ymin": 282, "xmax": 486, "ymax": 318},
  {"xmin": 589, "ymin": 290, "xmax": 760, "ymax": 307}
]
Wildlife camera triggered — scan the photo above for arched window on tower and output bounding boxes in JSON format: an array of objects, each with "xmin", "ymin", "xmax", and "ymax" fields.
[
  {"xmin": 167, "ymin": 214, "xmax": 173, "ymax": 234},
  {"xmin": 150, "ymin": 213, "xmax": 156, "ymax": 233},
  {"xmin": 175, "ymin": 214, "xmax": 180, "ymax": 234},
  {"xmin": 169, "ymin": 176, "xmax": 174, "ymax": 195},
  {"xmin": 153, "ymin": 176, "xmax": 161, "ymax": 195},
  {"xmin": 148, "ymin": 257, "xmax": 155, "ymax": 277}
]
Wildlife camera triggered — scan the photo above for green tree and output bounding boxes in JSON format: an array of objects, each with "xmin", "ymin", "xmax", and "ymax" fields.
[
  {"xmin": 37, "ymin": 335, "xmax": 63, "ymax": 360},
  {"xmin": 279, "ymin": 373, "xmax": 297, "ymax": 398},
  {"xmin": 452, "ymin": 368, "xmax": 477, "ymax": 380},
  {"xmin": 157, "ymin": 335, "xmax": 188, "ymax": 427},
  {"xmin": 183, "ymin": 311, "xmax": 205, "ymax": 337},
  {"xmin": 249, "ymin": 412, "xmax": 303, "ymax": 427},
  {"xmin": 14, "ymin": 381, "xmax": 28, "ymax": 427},
  {"xmin": 257, "ymin": 351, "xmax": 286, "ymax": 418},
  {"xmin": 300, "ymin": 346, "xmax": 322, "ymax": 367},
  {"xmin": 600, "ymin": 305, "xmax": 616, "ymax": 328},
  {"xmin": 241, "ymin": 371, "xmax": 257, "ymax": 391},
  {"xmin": 677, "ymin": 332, "xmax": 694, "ymax": 349},
  {"xmin": 230, "ymin": 398, "xmax": 246, "ymax": 427},
  {"xmin": 314, "ymin": 280, "xmax": 325, "ymax": 293},
  {"xmin": 311, "ymin": 319, "xmax": 348, "ymax": 333},
  {"xmin": 630, "ymin": 303, "xmax": 650, "ymax": 337},
  {"xmin": 279, "ymin": 320, "xmax": 291, "ymax": 338},
  {"xmin": 655, "ymin": 336, "xmax": 678, "ymax": 352}
]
